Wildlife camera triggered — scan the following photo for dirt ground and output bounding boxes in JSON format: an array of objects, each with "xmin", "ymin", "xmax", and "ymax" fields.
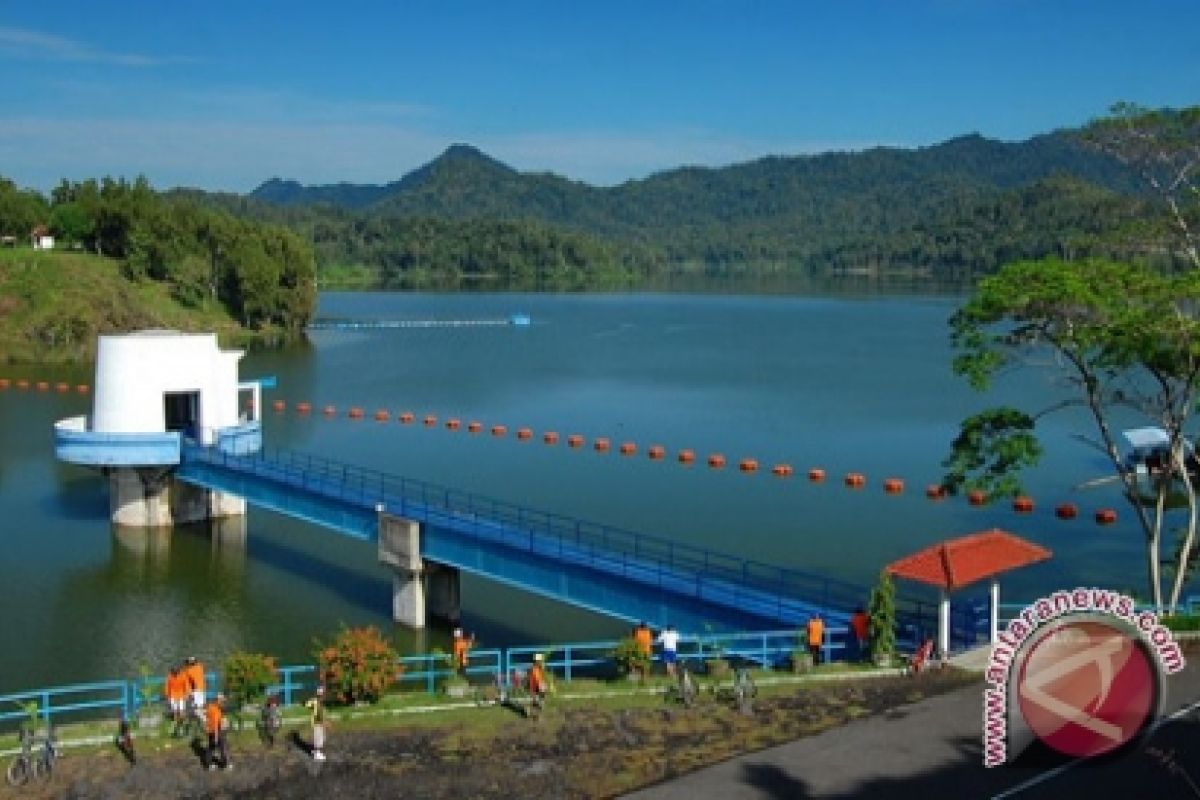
[{"xmin": 5, "ymin": 670, "xmax": 977, "ymax": 800}]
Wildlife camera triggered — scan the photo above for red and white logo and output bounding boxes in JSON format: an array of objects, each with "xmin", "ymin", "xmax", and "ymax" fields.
[{"xmin": 1015, "ymin": 617, "xmax": 1158, "ymax": 759}]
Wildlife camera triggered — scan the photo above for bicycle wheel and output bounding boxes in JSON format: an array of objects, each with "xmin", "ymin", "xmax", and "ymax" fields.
[
  {"xmin": 681, "ymin": 674, "xmax": 697, "ymax": 708},
  {"xmin": 6, "ymin": 756, "xmax": 29, "ymax": 787},
  {"xmin": 32, "ymin": 753, "xmax": 50, "ymax": 781}
]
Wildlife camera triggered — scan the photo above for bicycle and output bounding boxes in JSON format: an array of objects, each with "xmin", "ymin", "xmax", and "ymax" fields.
[
  {"xmin": 116, "ymin": 716, "xmax": 137, "ymax": 764},
  {"xmin": 174, "ymin": 696, "xmax": 202, "ymax": 740},
  {"xmin": 664, "ymin": 663, "xmax": 698, "ymax": 708},
  {"xmin": 732, "ymin": 667, "xmax": 757, "ymax": 713},
  {"xmin": 259, "ymin": 695, "xmax": 283, "ymax": 747},
  {"xmin": 6, "ymin": 725, "xmax": 55, "ymax": 786}
]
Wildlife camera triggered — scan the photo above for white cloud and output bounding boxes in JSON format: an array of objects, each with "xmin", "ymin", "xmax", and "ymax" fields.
[{"xmin": 0, "ymin": 25, "xmax": 183, "ymax": 67}]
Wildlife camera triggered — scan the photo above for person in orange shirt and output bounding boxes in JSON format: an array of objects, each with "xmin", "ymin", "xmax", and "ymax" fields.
[
  {"xmin": 204, "ymin": 693, "xmax": 231, "ymax": 771},
  {"xmin": 527, "ymin": 653, "xmax": 548, "ymax": 719},
  {"xmin": 632, "ymin": 622, "xmax": 653, "ymax": 680},
  {"xmin": 806, "ymin": 614, "xmax": 825, "ymax": 665},
  {"xmin": 165, "ymin": 665, "xmax": 188, "ymax": 731},
  {"xmin": 452, "ymin": 628, "xmax": 474, "ymax": 675},
  {"xmin": 185, "ymin": 656, "xmax": 206, "ymax": 716}
]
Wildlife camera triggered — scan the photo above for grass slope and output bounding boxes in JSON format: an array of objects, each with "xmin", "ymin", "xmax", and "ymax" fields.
[{"xmin": 0, "ymin": 248, "xmax": 251, "ymax": 363}]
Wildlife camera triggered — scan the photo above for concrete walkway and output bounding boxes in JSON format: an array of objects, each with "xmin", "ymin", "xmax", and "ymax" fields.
[{"xmin": 624, "ymin": 645, "xmax": 1200, "ymax": 799}]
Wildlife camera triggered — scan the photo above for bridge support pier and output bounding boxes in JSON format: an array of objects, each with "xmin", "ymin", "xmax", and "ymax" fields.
[
  {"xmin": 108, "ymin": 467, "xmax": 245, "ymax": 528},
  {"xmin": 378, "ymin": 510, "xmax": 460, "ymax": 628}
]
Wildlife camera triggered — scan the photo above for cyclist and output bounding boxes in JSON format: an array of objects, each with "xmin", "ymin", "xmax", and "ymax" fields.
[
  {"xmin": 204, "ymin": 693, "xmax": 231, "ymax": 771},
  {"xmin": 260, "ymin": 693, "xmax": 282, "ymax": 747},
  {"xmin": 806, "ymin": 614, "xmax": 825, "ymax": 665},
  {"xmin": 850, "ymin": 607, "xmax": 870, "ymax": 661}
]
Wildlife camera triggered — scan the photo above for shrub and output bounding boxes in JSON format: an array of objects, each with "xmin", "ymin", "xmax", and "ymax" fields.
[
  {"xmin": 868, "ymin": 570, "xmax": 898, "ymax": 663},
  {"xmin": 611, "ymin": 636, "xmax": 651, "ymax": 677},
  {"xmin": 314, "ymin": 625, "xmax": 400, "ymax": 704},
  {"xmin": 1163, "ymin": 613, "xmax": 1200, "ymax": 632},
  {"xmin": 222, "ymin": 651, "xmax": 279, "ymax": 707}
]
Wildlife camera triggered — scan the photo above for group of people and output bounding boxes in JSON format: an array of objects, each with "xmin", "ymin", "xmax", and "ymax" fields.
[
  {"xmin": 806, "ymin": 608, "xmax": 872, "ymax": 664},
  {"xmin": 632, "ymin": 621, "xmax": 680, "ymax": 678}
]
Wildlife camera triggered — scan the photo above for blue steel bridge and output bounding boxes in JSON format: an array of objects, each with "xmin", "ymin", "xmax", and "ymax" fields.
[{"xmin": 175, "ymin": 438, "xmax": 989, "ymax": 650}]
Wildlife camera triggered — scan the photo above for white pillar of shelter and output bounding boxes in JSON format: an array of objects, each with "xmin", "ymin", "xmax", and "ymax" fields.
[
  {"xmin": 938, "ymin": 589, "xmax": 950, "ymax": 658},
  {"xmin": 990, "ymin": 578, "xmax": 1000, "ymax": 643},
  {"xmin": 377, "ymin": 507, "xmax": 460, "ymax": 629}
]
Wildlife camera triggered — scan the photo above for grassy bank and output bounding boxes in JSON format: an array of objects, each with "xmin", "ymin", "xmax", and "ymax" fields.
[{"xmin": 0, "ymin": 247, "xmax": 290, "ymax": 364}]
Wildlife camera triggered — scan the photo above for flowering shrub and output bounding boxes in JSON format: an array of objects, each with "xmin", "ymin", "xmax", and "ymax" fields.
[
  {"xmin": 314, "ymin": 625, "xmax": 400, "ymax": 704},
  {"xmin": 222, "ymin": 651, "xmax": 279, "ymax": 707}
]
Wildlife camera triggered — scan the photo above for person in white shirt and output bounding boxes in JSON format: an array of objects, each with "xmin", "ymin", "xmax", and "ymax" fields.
[{"xmin": 656, "ymin": 625, "xmax": 680, "ymax": 678}]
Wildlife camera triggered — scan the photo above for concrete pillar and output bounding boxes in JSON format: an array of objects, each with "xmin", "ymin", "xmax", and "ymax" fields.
[
  {"xmin": 110, "ymin": 468, "xmax": 246, "ymax": 527},
  {"xmin": 425, "ymin": 562, "xmax": 461, "ymax": 623},
  {"xmin": 392, "ymin": 569, "xmax": 426, "ymax": 628},
  {"xmin": 378, "ymin": 510, "xmax": 427, "ymax": 628}
]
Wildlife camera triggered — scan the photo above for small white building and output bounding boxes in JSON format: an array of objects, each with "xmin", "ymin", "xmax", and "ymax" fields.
[
  {"xmin": 55, "ymin": 330, "xmax": 262, "ymax": 527},
  {"xmin": 31, "ymin": 226, "xmax": 54, "ymax": 250}
]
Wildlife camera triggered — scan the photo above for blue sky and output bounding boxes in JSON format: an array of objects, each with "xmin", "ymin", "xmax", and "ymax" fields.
[{"xmin": 1, "ymin": 0, "xmax": 1197, "ymax": 193}]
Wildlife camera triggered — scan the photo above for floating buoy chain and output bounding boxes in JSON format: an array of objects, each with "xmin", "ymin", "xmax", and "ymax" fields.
[{"xmin": 256, "ymin": 396, "xmax": 1125, "ymax": 524}]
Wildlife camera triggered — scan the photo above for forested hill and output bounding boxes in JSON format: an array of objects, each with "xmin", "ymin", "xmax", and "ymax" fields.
[{"xmin": 233, "ymin": 128, "xmax": 1162, "ymax": 285}]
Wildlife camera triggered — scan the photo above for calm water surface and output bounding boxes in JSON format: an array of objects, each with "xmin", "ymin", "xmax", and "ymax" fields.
[{"xmin": 0, "ymin": 291, "xmax": 1166, "ymax": 692}]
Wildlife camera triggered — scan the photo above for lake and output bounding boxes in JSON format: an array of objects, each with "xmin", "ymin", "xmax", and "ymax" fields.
[{"xmin": 0, "ymin": 290, "xmax": 1162, "ymax": 692}]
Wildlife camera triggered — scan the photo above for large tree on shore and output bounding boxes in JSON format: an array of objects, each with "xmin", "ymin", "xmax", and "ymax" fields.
[
  {"xmin": 946, "ymin": 258, "xmax": 1200, "ymax": 611},
  {"xmin": 944, "ymin": 104, "xmax": 1200, "ymax": 612}
]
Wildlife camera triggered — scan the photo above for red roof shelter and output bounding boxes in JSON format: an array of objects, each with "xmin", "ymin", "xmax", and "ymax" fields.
[{"xmin": 886, "ymin": 529, "xmax": 1052, "ymax": 657}]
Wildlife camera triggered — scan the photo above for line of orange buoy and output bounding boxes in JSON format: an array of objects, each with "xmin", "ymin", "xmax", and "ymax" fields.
[{"xmin": 252, "ymin": 399, "xmax": 1132, "ymax": 525}]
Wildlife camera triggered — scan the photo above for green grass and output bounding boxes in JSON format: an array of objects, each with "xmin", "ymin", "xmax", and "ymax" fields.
[{"xmin": 0, "ymin": 247, "xmax": 277, "ymax": 364}]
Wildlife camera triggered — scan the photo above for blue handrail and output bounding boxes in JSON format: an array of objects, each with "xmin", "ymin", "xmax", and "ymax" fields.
[{"xmin": 180, "ymin": 441, "xmax": 870, "ymax": 620}]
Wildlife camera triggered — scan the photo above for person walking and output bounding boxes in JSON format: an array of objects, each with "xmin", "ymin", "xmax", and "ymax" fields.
[
  {"xmin": 204, "ymin": 693, "xmax": 231, "ymax": 771},
  {"xmin": 527, "ymin": 653, "xmax": 548, "ymax": 719},
  {"xmin": 655, "ymin": 624, "xmax": 680, "ymax": 678},
  {"xmin": 166, "ymin": 665, "xmax": 188, "ymax": 730},
  {"xmin": 806, "ymin": 614, "xmax": 825, "ymax": 665},
  {"xmin": 305, "ymin": 685, "xmax": 328, "ymax": 761},
  {"xmin": 850, "ymin": 607, "xmax": 870, "ymax": 661},
  {"xmin": 452, "ymin": 628, "xmax": 475, "ymax": 676},
  {"xmin": 185, "ymin": 656, "xmax": 206, "ymax": 718}
]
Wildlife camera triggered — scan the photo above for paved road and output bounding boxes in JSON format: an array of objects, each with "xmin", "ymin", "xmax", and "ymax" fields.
[{"xmin": 624, "ymin": 647, "xmax": 1200, "ymax": 799}]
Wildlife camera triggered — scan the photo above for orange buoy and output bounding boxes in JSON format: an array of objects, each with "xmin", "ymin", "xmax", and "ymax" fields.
[
  {"xmin": 1012, "ymin": 496, "xmax": 1034, "ymax": 514},
  {"xmin": 543, "ymin": 431, "xmax": 560, "ymax": 444},
  {"xmin": 399, "ymin": 412, "xmax": 415, "ymax": 424},
  {"xmin": 739, "ymin": 458, "xmax": 759, "ymax": 473},
  {"xmin": 374, "ymin": 409, "xmax": 390, "ymax": 422},
  {"xmin": 844, "ymin": 472, "xmax": 866, "ymax": 488},
  {"xmin": 348, "ymin": 407, "xmax": 365, "ymax": 419},
  {"xmin": 594, "ymin": 438, "xmax": 611, "ymax": 452},
  {"xmin": 567, "ymin": 434, "xmax": 585, "ymax": 448},
  {"xmin": 772, "ymin": 464, "xmax": 794, "ymax": 477},
  {"xmin": 15, "ymin": 379, "xmax": 29, "ymax": 389},
  {"xmin": 1055, "ymin": 503, "xmax": 1078, "ymax": 520},
  {"xmin": 648, "ymin": 445, "xmax": 666, "ymax": 460},
  {"xmin": 968, "ymin": 489, "xmax": 988, "ymax": 506},
  {"xmin": 517, "ymin": 427, "xmax": 533, "ymax": 440},
  {"xmin": 620, "ymin": 442, "xmax": 637, "ymax": 456},
  {"xmin": 75, "ymin": 384, "xmax": 89, "ymax": 394},
  {"xmin": 323, "ymin": 405, "xmax": 337, "ymax": 416},
  {"xmin": 925, "ymin": 484, "xmax": 945, "ymax": 500},
  {"xmin": 678, "ymin": 449, "xmax": 696, "ymax": 464},
  {"xmin": 55, "ymin": 382, "xmax": 70, "ymax": 393},
  {"xmin": 35, "ymin": 381, "xmax": 49, "ymax": 392},
  {"xmin": 708, "ymin": 453, "xmax": 726, "ymax": 469},
  {"xmin": 272, "ymin": 400, "xmax": 286, "ymax": 412},
  {"xmin": 492, "ymin": 424, "xmax": 507, "ymax": 437},
  {"xmin": 808, "ymin": 468, "xmax": 826, "ymax": 482},
  {"xmin": 468, "ymin": 421, "xmax": 482, "ymax": 433},
  {"xmin": 0, "ymin": 378, "xmax": 9, "ymax": 389},
  {"xmin": 424, "ymin": 415, "xmax": 437, "ymax": 427},
  {"xmin": 883, "ymin": 478, "xmax": 904, "ymax": 494},
  {"xmin": 1095, "ymin": 508, "xmax": 1118, "ymax": 525},
  {"xmin": 296, "ymin": 402, "xmax": 312, "ymax": 414},
  {"xmin": 445, "ymin": 418, "xmax": 461, "ymax": 430}
]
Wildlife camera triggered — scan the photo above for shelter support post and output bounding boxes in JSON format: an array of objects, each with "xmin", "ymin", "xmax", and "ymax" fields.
[
  {"xmin": 108, "ymin": 467, "xmax": 245, "ymax": 528},
  {"xmin": 990, "ymin": 578, "xmax": 1000, "ymax": 643},
  {"xmin": 938, "ymin": 589, "xmax": 950, "ymax": 659}
]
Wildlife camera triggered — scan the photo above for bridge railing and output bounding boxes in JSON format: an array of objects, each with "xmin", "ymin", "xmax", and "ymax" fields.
[{"xmin": 182, "ymin": 442, "xmax": 871, "ymax": 620}]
